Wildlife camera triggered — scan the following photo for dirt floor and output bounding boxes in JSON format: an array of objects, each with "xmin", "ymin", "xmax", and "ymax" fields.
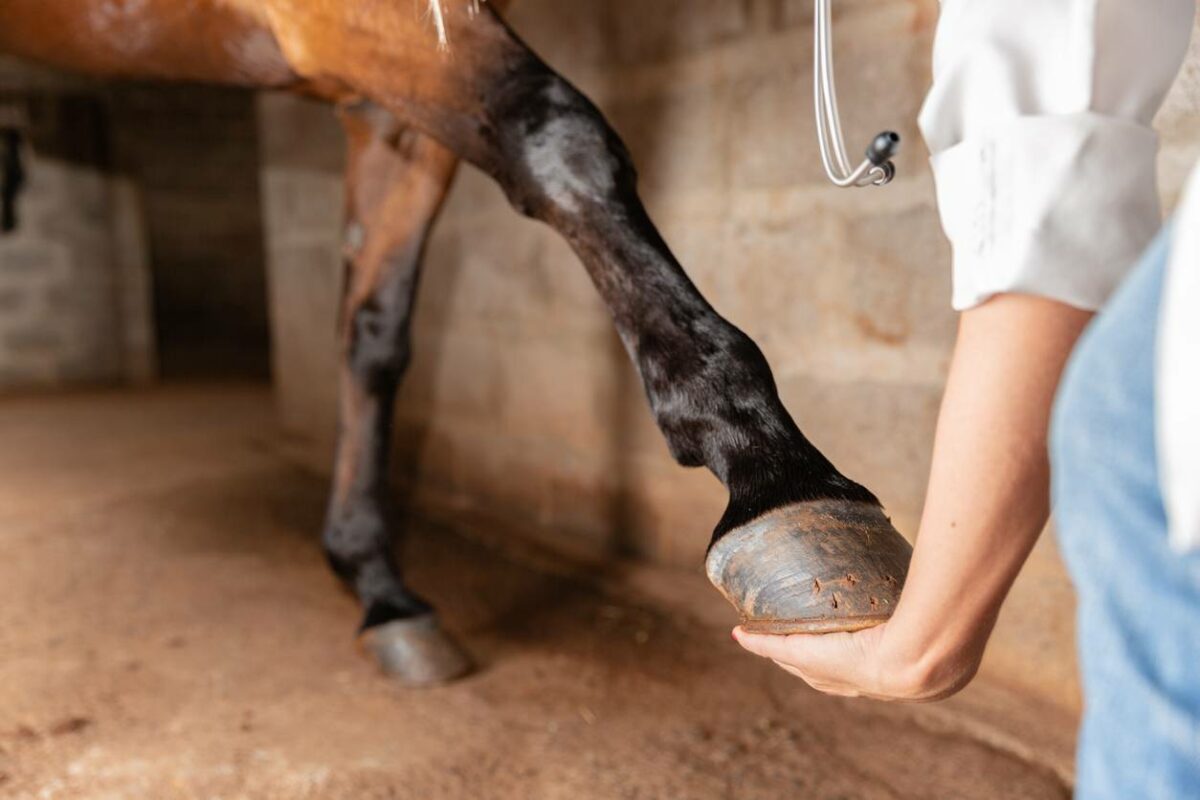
[{"xmin": 0, "ymin": 387, "xmax": 1078, "ymax": 799}]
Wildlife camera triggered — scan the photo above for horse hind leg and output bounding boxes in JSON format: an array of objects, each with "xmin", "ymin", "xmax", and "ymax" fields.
[{"xmin": 322, "ymin": 101, "xmax": 469, "ymax": 685}]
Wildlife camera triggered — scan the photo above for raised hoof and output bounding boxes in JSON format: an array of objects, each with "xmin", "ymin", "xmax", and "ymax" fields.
[
  {"xmin": 706, "ymin": 500, "xmax": 912, "ymax": 635},
  {"xmin": 362, "ymin": 614, "xmax": 473, "ymax": 686}
]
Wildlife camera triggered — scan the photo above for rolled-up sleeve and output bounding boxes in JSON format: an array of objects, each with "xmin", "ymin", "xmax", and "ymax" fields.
[{"xmin": 919, "ymin": 0, "xmax": 1196, "ymax": 311}]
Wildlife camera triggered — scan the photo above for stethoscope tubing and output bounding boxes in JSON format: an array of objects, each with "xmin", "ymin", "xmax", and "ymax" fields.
[{"xmin": 814, "ymin": 0, "xmax": 898, "ymax": 188}]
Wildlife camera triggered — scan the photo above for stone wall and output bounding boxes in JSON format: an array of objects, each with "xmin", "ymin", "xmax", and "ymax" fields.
[
  {"xmin": 261, "ymin": 1, "xmax": 1200, "ymax": 715},
  {"xmin": 0, "ymin": 60, "xmax": 155, "ymax": 389}
]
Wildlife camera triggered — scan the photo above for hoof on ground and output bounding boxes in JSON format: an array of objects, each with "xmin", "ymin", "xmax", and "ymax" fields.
[
  {"xmin": 363, "ymin": 614, "xmax": 473, "ymax": 686},
  {"xmin": 706, "ymin": 500, "xmax": 912, "ymax": 635}
]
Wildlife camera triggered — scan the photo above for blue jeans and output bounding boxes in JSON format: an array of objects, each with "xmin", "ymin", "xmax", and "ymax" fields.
[{"xmin": 1052, "ymin": 226, "xmax": 1200, "ymax": 798}]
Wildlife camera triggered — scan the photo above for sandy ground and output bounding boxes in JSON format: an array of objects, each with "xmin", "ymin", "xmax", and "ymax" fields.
[{"xmin": 0, "ymin": 386, "xmax": 1077, "ymax": 799}]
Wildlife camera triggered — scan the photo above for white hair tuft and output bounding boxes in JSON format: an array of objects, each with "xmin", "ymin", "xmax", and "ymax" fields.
[{"xmin": 427, "ymin": 0, "xmax": 485, "ymax": 50}]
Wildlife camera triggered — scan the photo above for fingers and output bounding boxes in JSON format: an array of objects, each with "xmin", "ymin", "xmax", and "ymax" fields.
[
  {"xmin": 732, "ymin": 626, "xmax": 877, "ymax": 697},
  {"xmin": 733, "ymin": 626, "xmax": 855, "ymax": 674},
  {"xmin": 731, "ymin": 624, "xmax": 953, "ymax": 702},
  {"xmin": 732, "ymin": 627, "xmax": 801, "ymax": 662}
]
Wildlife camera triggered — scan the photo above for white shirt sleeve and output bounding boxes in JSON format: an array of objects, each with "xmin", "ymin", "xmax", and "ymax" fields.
[{"xmin": 919, "ymin": 0, "xmax": 1196, "ymax": 311}]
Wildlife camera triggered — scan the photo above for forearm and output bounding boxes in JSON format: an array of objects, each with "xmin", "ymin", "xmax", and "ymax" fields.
[
  {"xmin": 732, "ymin": 293, "xmax": 1096, "ymax": 699},
  {"xmin": 883, "ymin": 293, "xmax": 1093, "ymax": 696}
]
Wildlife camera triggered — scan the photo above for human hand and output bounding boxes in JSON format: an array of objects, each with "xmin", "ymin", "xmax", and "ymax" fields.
[
  {"xmin": 731, "ymin": 295, "xmax": 1091, "ymax": 703},
  {"xmin": 732, "ymin": 621, "xmax": 979, "ymax": 702}
]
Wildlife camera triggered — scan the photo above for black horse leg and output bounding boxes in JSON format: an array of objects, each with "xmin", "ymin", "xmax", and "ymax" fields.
[
  {"xmin": 322, "ymin": 102, "xmax": 470, "ymax": 684},
  {"xmin": 477, "ymin": 64, "xmax": 881, "ymax": 541}
]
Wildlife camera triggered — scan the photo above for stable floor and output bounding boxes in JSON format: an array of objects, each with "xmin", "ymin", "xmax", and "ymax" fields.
[{"xmin": 1, "ymin": 387, "xmax": 1075, "ymax": 799}]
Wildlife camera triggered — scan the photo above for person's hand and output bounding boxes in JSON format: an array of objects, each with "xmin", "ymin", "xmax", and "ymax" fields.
[
  {"xmin": 731, "ymin": 295, "xmax": 1093, "ymax": 703},
  {"xmin": 732, "ymin": 621, "xmax": 980, "ymax": 702}
]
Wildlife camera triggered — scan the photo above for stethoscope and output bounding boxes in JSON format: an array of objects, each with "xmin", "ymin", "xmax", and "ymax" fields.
[{"xmin": 814, "ymin": 0, "xmax": 900, "ymax": 187}]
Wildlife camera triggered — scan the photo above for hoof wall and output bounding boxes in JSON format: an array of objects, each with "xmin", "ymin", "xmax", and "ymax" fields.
[
  {"xmin": 363, "ymin": 614, "xmax": 473, "ymax": 686},
  {"xmin": 707, "ymin": 500, "xmax": 912, "ymax": 635}
]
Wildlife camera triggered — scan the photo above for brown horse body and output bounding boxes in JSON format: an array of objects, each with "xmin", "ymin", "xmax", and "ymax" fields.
[{"xmin": 0, "ymin": 0, "xmax": 910, "ymax": 684}]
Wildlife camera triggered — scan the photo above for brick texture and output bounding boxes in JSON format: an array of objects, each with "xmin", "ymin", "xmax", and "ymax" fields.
[{"xmin": 0, "ymin": 67, "xmax": 155, "ymax": 389}]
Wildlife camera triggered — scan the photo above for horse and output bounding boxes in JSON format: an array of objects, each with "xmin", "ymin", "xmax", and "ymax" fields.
[{"xmin": 0, "ymin": 0, "xmax": 911, "ymax": 685}]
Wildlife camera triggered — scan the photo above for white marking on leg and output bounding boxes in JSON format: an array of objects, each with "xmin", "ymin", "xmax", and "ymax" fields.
[{"xmin": 522, "ymin": 88, "xmax": 618, "ymax": 214}]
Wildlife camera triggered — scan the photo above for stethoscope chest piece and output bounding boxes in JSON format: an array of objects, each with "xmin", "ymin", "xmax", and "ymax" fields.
[{"xmin": 814, "ymin": 0, "xmax": 900, "ymax": 188}]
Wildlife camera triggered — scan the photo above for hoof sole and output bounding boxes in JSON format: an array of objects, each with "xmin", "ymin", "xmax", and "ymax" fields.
[
  {"xmin": 707, "ymin": 500, "xmax": 912, "ymax": 635},
  {"xmin": 363, "ymin": 614, "xmax": 473, "ymax": 686}
]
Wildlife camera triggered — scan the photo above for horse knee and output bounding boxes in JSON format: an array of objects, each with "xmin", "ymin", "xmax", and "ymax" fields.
[
  {"xmin": 488, "ymin": 71, "xmax": 636, "ymax": 220},
  {"xmin": 345, "ymin": 297, "xmax": 412, "ymax": 393}
]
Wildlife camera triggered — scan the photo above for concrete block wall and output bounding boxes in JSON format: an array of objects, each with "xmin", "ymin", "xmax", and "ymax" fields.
[
  {"xmin": 0, "ymin": 61, "xmax": 155, "ymax": 389},
  {"xmin": 258, "ymin": 92, "xmax": 346, "ymax": 448},
  {"xmin": 261, "ymin": 1, "xmax": 1200, "ymax": 715},
  {"xmin": 0, "ymin": 162, "xmax": 154, "ymax": 387}
]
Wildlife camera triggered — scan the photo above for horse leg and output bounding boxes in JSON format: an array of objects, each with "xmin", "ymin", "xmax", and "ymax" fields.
[
  {"xmin": 322, "ymin": 101, "xmax": 469, "ymax": 684},
  {"xmin": 459, "ymin": 56, "xmax": 913, "ymax": 632},
  {"xmin": 266, "ymin": 2, "xmax": 912, "ymax": 633}
]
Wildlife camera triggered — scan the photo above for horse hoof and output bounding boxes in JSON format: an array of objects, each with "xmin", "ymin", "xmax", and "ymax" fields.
[
  {"xmin": 363, "ymin": 614, "xmax": 473, "ymax": 686},
  {"xmin": 706, "ymin": 500, "xmax": 912, "ymax": 635}
]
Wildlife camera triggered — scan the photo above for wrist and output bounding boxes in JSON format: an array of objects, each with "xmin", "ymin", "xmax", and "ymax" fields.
[{"xmin": 873, "ymin": 600, "xmax": 991, "ymax": 700}]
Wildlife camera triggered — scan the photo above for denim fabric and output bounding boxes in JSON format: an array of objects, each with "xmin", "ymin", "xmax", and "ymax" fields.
[{"xmin": 1051, "ymin": 226, "xmax": 1200, "ymax": 799}]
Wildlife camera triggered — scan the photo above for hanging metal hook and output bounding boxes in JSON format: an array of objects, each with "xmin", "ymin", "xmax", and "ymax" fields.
[{"xmin": 814, "ymin": 0, "xmax": 899, "ymax": 188}]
